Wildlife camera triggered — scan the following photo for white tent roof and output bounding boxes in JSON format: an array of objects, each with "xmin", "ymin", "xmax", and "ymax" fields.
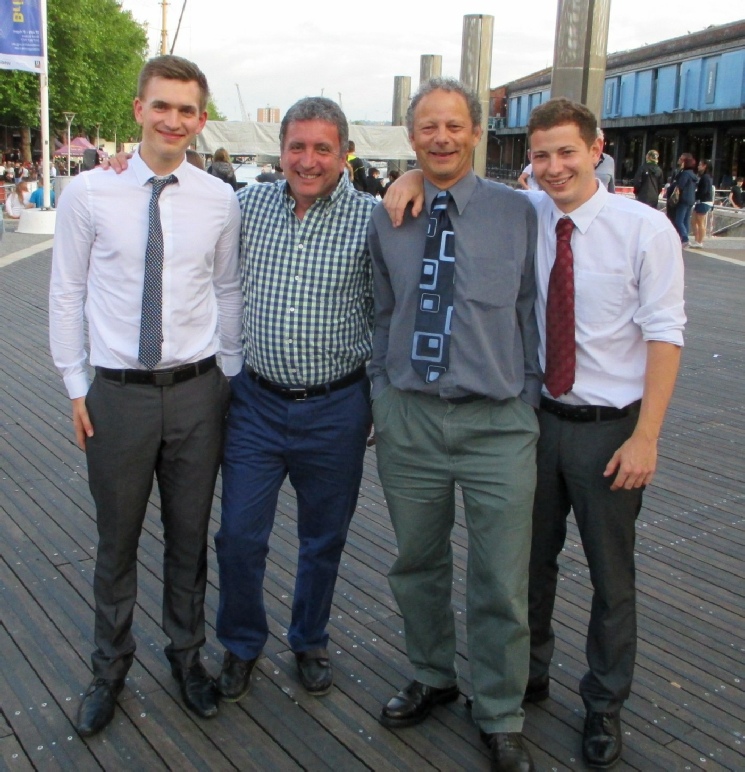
[{"xmin": 196, "ymin": 121, "xmax": 415, "ymax": 160}]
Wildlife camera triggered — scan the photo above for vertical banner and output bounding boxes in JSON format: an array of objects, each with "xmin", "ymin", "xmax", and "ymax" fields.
[{"xmin": 0, "ymin": 0, "xmax": 44, "ymax": 73}]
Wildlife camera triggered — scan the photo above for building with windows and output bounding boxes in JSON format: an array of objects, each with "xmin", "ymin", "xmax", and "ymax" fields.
[
  {"xmin": 488, "ymin": 20, "xmax": 745, "ymax": 187},
  {"xmin": 257, "ymin": 107, "xmax": 281, "ymax": 124}
]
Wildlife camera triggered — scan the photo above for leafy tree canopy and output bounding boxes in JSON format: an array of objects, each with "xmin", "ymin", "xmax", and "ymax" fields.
[{"xmin": 0, "ymin": 0, "xmax": 148, "ymax": 142}]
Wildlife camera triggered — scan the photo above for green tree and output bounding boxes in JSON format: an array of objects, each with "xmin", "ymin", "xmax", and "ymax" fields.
[
  {"xmin": 0, "ymin": 0, "xmax": 148, "ymax": 156},
  {"xmin": 207, "ymin": 98, "xmax": 227, "ymax": 121}
]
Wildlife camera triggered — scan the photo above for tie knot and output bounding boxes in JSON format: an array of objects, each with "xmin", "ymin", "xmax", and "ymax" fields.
[
  {"xmin": 556, "ymin": 216, "xmax": 574, "ymax": 241},
  {"xmin": 149, "ymin": 175, "xmax": 176, "ymax": 197},
  {"xmin": 431, "ymin": 190, "xmax": 451, "ymax": 213}
]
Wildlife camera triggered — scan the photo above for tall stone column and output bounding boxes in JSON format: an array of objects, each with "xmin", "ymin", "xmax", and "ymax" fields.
[
  {"xmin": 550, "ymin": 0, "xmax": 611, "ymax": 119},
  {"xmin": 420, "ymin": 55, "xmax": 442, "ymax": 86},
  {"xmin": 391, "ymin": 75, "xmax": 411, "ymax": 174},
  {"xmin": 460, "ymin": 14, "xmax": 494, "ymax": 177}
]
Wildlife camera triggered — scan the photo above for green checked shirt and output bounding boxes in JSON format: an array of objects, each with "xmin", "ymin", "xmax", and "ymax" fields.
[{"xmin": 237, "ymin": 174, "xmax": 376, "ymax": 387}]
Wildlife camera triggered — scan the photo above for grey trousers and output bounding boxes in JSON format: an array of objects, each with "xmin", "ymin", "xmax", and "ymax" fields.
[
  {"xmin": 528, "ymin": 408, "xmax": 643, "ymax": 714},
  {"xmin": 374, "ymin": 387, "xmax": 538, "ymax": 734},
  {"xmin": 84, "ymin": 367, "xmax": 230, "ymax": 680}
]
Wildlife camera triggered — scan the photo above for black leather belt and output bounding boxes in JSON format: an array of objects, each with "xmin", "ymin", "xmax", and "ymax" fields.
[
  {"xmin": 443, "ymin": 394, "xmax": 486, "ymax": 405},
  {"xmin": 97, "ymin": 355, "xmax": 217, "ymax": 386},
  {"xmin": 540, "ymin": 396, "xmax": 641, "ymax": 422},
  {"xmin": 247, "ymin": 365, "xmax": 366, "ymax": 400}
]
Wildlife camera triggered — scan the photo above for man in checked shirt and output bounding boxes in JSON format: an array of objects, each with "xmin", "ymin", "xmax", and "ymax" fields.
[{"xmin": 214, "ymin": 97, "xmax": 376, "ymax": 700}]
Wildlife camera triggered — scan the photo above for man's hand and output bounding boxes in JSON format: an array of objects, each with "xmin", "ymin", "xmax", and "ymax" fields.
[
  {"xmin": 604, "ymin": 341, "xmax": 681, "ymax": 491},
  {"xmin": 604, "ymin": 430, "xmax": 657, "ymax": 491},
  {"xmin": 101, "ymin": 151, "xmax": 132, "ymax": 174},
  {"xmin": 72, "ymin": 396, "xmax": 94, "ymax": 450},
  {"xmin": 382, "ymin": 169, "xmax": 425, "ymax": 227}
]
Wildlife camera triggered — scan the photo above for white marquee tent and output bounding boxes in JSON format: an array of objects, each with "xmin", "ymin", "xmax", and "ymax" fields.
[{"xmin": 196, "ymin": 121, "xmax": 416, "ymax": 160}]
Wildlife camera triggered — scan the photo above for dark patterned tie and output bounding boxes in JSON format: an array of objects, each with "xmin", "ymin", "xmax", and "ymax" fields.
[
  {"xmin": 411, "ymin": 190, "xmax": 455, "ymax": 383},
  {"xmin": 138, "ymin": 175, "xmax": 176, "ymax": 369},
  {"xmin": 544, "ymin": 216, "xmax": 576, "ymax": 398}
]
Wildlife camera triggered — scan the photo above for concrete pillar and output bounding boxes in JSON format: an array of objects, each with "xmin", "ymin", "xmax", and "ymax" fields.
[
  {"xmin": 460, "ymin": 14, "xmax": 494, "ymax": 177},
  {"xmin": 420, "ymin": 55, "xmax": 442, "ymax": 87},
  {"xmin": 550, "ymin": 0, "xmax": 611, "ymax": 119},
  {"xmin": 391, "ymin": 76, "xmax": 411, "ymax": 174}
]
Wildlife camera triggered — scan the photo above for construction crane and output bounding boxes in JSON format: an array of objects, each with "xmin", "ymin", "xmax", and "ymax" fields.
[{"xmin": 235, "ymin": 85, "xmax": 250, "ymax": 122}]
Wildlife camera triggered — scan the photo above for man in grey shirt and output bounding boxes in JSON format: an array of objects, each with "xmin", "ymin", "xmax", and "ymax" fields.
[{"xmin": 368, "ymin": 78, "xmax": 540, "ymax": 772}]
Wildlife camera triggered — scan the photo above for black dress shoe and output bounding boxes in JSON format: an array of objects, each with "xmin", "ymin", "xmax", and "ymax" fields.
[
  {"xmin": 218, "ymin": 650, "xmax": 257, "ymax": 702},
  {"xmin": 583, "ymin": 711, "xmax": 622, "ymax": 768},
  {"xmin": 524, "ymin": 674, "xmax": 550, "ymax": 703},
  {"xmin": 380, "ymin": 680, "xmax": 460, "ymax": 728},
  {"xmin": 76, "ymin": 677, "xmax": 124, "ymax": 737},
  {"xmin": 480, "ymin": 732, "xmax": 535, "ymax": 772},
  {"xmin": 295, "ymin": 649, "xmax": 333, "ymax": 696},
  {"xmin": 172, "ymin": 661, "xmax": 218, "ymax": 719}
]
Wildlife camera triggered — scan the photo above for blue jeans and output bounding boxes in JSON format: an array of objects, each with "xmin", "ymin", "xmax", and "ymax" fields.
[
  {"xmin": 215, "ymin": 368, "xmax": 371, "ymax": 660},
  {"xmin": 673, "ymin": 203, "xmax": 692, "ymax": 243}
]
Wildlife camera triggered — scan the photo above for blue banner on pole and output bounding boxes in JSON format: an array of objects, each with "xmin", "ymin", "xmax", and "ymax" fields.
[{"xmin": 0, "ymin": 0, "xmax": 44, "ymax": 73}]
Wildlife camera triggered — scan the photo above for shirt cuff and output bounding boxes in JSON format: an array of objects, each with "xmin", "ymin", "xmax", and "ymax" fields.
[
  {"xmin": 221, "ymin": 354, "xmax": 244, "ymax": 377},
  {"xmin": 64, "ymin": 372, "xmax": 90, "ymax": 400},
  {"xmin": 370, "ymin": 374, "xmax": 391, "ymax": 400}
]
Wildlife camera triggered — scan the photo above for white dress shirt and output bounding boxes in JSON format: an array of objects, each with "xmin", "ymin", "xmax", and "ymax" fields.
[
  {"xmin": 50, "ymin": 150, "xmax": 243, "ymax": 399},
  {"xmin": 526, "ymin": 184, "xmax": 685, "ymax": 408}
]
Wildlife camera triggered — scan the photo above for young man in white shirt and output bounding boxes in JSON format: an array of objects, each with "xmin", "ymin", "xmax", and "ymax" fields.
[
  {"xmin": 49, "ymin": 55, "xmax": 242, "ymax": 737},
  {"xmin": 523, "ymin": 98, "xmax": 685, "ymax": 769}
]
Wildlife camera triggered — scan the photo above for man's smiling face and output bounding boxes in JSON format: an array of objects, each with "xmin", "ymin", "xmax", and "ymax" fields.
[{"xmin": 529, "ymin": 121, "xmax": 602, "ymax": 213}]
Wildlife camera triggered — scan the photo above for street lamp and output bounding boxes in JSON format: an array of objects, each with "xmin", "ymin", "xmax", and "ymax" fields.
[{"xmin": 63, "ymin": 111, "xmax": 75, "ymax": 176}]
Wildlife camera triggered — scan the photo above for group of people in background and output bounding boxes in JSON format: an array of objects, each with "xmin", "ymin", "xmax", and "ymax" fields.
[{"xmin": 660, "ymin": 153, "xmax": 714, "ymax": 248}]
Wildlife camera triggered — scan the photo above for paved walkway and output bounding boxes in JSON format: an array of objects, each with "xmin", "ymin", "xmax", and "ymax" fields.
[{"xmin": 1, "ymin": 225, "xmax": 743, "ymax": 771}]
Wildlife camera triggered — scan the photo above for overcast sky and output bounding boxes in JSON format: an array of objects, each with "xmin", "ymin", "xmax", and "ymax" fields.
[{"xmin": 118, "ymin": 1, "xmax": 744, "ymax": 123}]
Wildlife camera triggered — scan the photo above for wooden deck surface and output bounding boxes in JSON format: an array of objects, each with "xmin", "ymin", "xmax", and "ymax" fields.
[{"xmin": 0, "ymin": 242, "xmax": 743, "ymax": 771}]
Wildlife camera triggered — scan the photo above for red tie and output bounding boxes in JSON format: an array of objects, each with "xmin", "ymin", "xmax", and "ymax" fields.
[{"xmin": 544, "ymin": 217, "xmax": 576, "ymax": 398}]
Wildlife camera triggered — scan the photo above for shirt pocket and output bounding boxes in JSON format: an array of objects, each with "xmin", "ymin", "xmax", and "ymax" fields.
[
  {"xmin": 461, "ymin": 252, "xmax": 521, "ymax": 308},
  {"xmin": 575, "ymin": 270, "xmax": 628, "ymax": 325}
]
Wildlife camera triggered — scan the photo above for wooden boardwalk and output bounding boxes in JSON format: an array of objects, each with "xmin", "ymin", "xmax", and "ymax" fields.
[{"xmin": 0, "ymin": 239, "xmax": 743, "ymax": 771}]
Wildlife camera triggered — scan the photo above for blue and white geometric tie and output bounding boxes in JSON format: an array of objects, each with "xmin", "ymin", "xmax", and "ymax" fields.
[
  {"xmin": 138, "ymin": 175, "xmax": 176, "ymax": 369},
  {"xmin": 411, "ymin": 190, "xmax": 455, "ymax": 383}
]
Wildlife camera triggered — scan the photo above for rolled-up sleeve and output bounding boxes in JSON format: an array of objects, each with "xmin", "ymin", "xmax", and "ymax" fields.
[{"xmin": 635, "ymin": 226, "xmax": 686, "ymax": 346}]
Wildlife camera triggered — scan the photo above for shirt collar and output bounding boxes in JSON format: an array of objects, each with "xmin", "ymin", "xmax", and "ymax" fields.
[
  {"xmin": 423, "ymin": 170, "xmax": 477, "ymax": 215},
  {"xmin": 547, "ymin": 179, "xmax": 607, "ymax": 235},
  {"xmin": 282, "ymin": 172, "xmax": 349, "ymax": 215},
  {"xmin": 130, "ymin": 149, "xmax": 186, "ymax": 186}
]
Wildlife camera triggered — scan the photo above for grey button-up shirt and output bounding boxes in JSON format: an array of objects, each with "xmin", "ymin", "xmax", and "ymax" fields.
[{"xmin": 368, "ymin": 171, "xmax": 541, "ymax": 406}]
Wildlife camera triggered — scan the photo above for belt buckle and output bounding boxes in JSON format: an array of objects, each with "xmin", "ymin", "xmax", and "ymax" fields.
[
  {"xmin": 288, "ymin": 387, "xmax": 308, "ymax": 401},
  {"xmin": 154, "ymin": 371, "xmax": 175, "ymax": 387}
]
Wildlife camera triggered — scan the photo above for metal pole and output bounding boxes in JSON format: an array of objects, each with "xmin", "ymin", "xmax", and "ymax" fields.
[
  {"xmin": 63, "ymin": 112, "xmax": 75, "ymax": 177},
  {"xmin": 40, "ymin": 0, "xmax": 51, "ymax": 208},
  {"xmin": 460, "ymin": 14, "xmax": 494, "ymax": 177}
]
